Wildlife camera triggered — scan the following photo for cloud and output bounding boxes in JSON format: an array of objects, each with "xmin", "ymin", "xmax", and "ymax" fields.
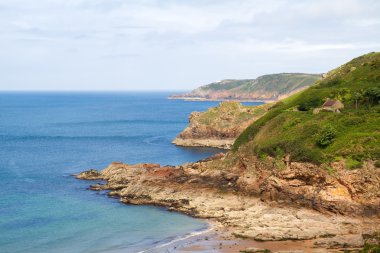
[{"xmin": 0, "ymin": 0, "xmax": 379, "ymax": 90}]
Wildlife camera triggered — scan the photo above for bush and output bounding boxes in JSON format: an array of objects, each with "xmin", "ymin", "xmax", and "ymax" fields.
[
  {"xmin": 364, "ymin": 87, "xmax": 380, "ymax": 106},
  {"xmin": 298, "ymin": 97, "xmax": 323, "ymax": 111},
  {"xmin": 260, "ymin": 140, "xmax": 323, "ymax": 164},
  {"xmin": 322, "ymin": 77, "xmax": 342, "ymax": 88},
  {"xmin": 316, "ymin": 125, "xmax": 337, "ymax": 147},
  {"xmin": 375, "ymin": 160, "xmax": 380, "ymax": 168},
  {"xmin": 361, "ymin": 244, "xmax": 380, "ymax": 253}
]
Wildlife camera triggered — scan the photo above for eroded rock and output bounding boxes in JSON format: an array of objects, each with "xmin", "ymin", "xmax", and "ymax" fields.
[{"xmin": 76, "ymin": 157, "xmax": 380, "ymax": 250}]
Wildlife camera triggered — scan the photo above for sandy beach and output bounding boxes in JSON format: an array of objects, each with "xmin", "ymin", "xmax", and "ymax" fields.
[{"xmin": 147, "ymin": 222, "xmax": 357, "ymax": 253}]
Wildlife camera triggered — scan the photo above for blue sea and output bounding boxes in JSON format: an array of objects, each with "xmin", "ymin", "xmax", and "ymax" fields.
[{"xmin": 0, "ymin": 92, "xmax": 261, "ymax": 253}]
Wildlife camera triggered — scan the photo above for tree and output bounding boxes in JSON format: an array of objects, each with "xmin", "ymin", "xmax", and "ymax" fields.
[
  {"xmin": 364, "ymin": 87, "xmax": 380, "ymax": 106},
  {"xmin": 352, "ymin": 90, "xmax": 364, "ymax": 109}
]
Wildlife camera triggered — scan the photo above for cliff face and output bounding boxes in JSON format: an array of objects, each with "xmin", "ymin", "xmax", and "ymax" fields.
[
  {"xmin": 170, "ymin": 73, "xmax": 322, "ymax": 101},
  {"xmin": 173, "ymin": 101, "xmax": 270, "ymax": 149},
  {"xmin": 76, "ymin": 154, "xmax": 380, "ymax": 248}
]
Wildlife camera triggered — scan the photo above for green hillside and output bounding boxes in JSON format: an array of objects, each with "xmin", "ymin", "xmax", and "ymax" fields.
[
  {"xmin": 172, "ymin": 73, "xmax": 322, "ymax": 100},
  {"xmin": 233, "ymin": 52, "xmax": 380, "ymax": 167},
  {"xmin": 235, "ymin": 73, "xmax": 322, "ymax": 94},
  {"xmin": 197, "ymin": 79, "xmax": 249, "ymax": 92}
]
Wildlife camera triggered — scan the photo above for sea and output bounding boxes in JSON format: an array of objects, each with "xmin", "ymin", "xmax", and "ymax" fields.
[{"xmin": 0, "ymin": 92, "xmax": 262, "ymax": 253}]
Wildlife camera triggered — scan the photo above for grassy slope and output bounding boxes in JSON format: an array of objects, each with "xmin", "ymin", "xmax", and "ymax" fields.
[
  {"xmin": 233, "ymin": 52, "xmax": 380, "ymax": 166},
  {"xmin": 196, "ymin": 79, "xmax": 250, "ymax": 92},
  {"xmin": 196, "ymin": 101, "xmax": 270, "ymax": 127},
  {"xmin": 192, "ymin": 73, "xmax": 321, "ymax": 96},
  {"xmin": 236, "ymin": 73, "xmax": 321, "ymax": 93}
]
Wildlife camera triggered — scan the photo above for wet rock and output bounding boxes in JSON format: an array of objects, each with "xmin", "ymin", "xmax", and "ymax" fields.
[{"xmin": 76, "ymin": 169, "xmax": 102, "ymax": 180}]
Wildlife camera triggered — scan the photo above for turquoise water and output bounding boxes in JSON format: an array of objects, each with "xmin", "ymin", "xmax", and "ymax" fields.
[{"xmin": 0, "ymin": 92, "xmax": 262, "ymax": 253}]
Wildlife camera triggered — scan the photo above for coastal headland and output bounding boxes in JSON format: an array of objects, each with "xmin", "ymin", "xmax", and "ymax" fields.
[
  {"xmin": 172, "ymin": 101, "xmax": 271, "ymax": 149},
  {"xmin": 169, "ymin": 73, "xmax": 322, "ymax": 102},
  {"xmin": 77, "ymin": 52, "xmax": 380, "ymax": 252}
]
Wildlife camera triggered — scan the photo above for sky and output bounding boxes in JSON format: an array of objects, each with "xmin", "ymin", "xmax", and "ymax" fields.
[{"xmin": 0, "ymin": 0, "xmax": 379, "ymax": 91}]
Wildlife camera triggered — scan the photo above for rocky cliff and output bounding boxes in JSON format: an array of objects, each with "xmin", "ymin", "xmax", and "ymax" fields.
[
  {"xmin": 173, "ymin": 101, "xmax": 270, "ymax": 149},
  {"xmin": 170, "ymin": 73, "xmax": 322, "ymax": 101},
  {"xmin": 77, "ymin": 154, "xmax": 380, "ymax": 250}
]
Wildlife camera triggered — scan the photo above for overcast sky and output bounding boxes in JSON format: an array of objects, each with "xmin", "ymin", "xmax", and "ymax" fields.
[{"xmin": 0, "ymin": 0, "xmax": 379, "ymax": 91}]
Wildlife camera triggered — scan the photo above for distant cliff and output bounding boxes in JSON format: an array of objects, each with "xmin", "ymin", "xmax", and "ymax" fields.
[
  {"xmin": 172, "ymin": 101, "xmax": 270, "ymax": 149},
  {"xmin": 170, "ymin": 73, "xmax": 322, "ymax": 101}
]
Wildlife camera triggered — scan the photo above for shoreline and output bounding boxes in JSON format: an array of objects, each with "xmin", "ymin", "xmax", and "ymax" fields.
[
  {"xmin": 136, "ymin": 223, "xmax": 215, "ymax": 253},
  {"xmin": 76, "ymin": 161, "xmax": 380, "ymax": 252},
  {"xmin": 132, "ymin": 218, "xmax": 366, "ymax": 253}
]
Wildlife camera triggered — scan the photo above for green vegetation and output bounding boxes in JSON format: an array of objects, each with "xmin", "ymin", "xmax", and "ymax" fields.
[
  {"xmin": 316, "ymin": 124, "xmax": 337, "ymax": 148},
  {"xmin": 361, "ymin": 233, "xmax": 380, "ymax": 253},
  {"xmin": 238, "ymin": 73, "xmax": 321, "ymax": 93},
  {"xmin": 197, "ymin": 101, "xmax": 270, "ymax": 128},
  {"xmin": 188, "ymin": 73, "xmax": 321, "ymax": 99},
  {"xmin": 233, "ymin": 52, "xmax": 380, "ymax": 166},
  {"xmin": 198, "ymin": 79, "xmax": 248, "ymax": 92},
  {"xmin": 361, "ymin": 245, "xmax": 380, "ymax": 253},
  {"xmin": 298, "ymin": 97, "xmax": 323, "ymax": 111}
]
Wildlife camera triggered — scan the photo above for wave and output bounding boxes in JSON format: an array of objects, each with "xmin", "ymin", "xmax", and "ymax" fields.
[
  {"xmin": 137, "ymin": 226, "xmax": 213, "ymax": 253},
  {"xmin": 143, "ymin": 135, "xmax": 172, "ymax": 146}
]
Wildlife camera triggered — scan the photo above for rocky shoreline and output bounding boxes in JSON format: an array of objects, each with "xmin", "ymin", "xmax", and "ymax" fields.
[
  {"xmin": 76, "ymin": 153, "xmax": 380, "ymax": 252},
  {"xmin": 172, "ymin": 137, "xmax": 234, "ymax": 149}
]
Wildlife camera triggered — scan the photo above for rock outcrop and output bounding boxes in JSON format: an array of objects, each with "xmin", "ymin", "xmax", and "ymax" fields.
[
  {"xmin": 76, "ymin": 153, "xmax": 380, "ymax": 250},
  {"xmin": 173, "ymin": 101, "xmax": 269, "ymax": 149}
]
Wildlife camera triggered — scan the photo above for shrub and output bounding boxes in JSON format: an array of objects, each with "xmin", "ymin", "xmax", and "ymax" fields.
[
  {"xmin": 375, "ymin": 160, "xmax": 380, "ymax": 168},
  {"xmin": 260, "ymin": 140, "xmax": 323, "ymax": 164},
  {"xmin": 361, "ymin": 244, "xmax": 380, "ymax": 253},
  {"xmin": 323, "ymin": 77, "xmax": 342, "ymax": 88},
  {"xmin": 298, "ymin": 97, "xmax": 323, "ymax": 111},
  {"xmin": 316, "ymin": 125, "xmax": 337, "ymax": 147},
  {"xmin": 346, "ymin": 157, "xmax": 363, "ymax": 169}
]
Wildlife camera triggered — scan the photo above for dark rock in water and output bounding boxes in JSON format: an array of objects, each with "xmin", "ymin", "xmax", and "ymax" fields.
[
  {"xmin": 89, "ymin": 184, "xmax": 104, "ymax": 191},
  {"xmin": 76, "ymin": 169, "xmax": 102, "ymax": 180}
]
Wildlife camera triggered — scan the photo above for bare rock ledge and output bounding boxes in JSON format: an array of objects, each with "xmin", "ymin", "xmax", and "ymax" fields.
[{"xmin": 76, "ymin": 154, "xmax": 380, "ymax": 250}]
